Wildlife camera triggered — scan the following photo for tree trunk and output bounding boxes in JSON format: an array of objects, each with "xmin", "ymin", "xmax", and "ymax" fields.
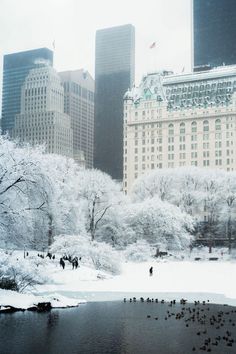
[
  {"xmin": 89, "ymin": 199, "xmax": 96, "ymax": 241},
  {"xmin": 228, "ymin": 214, "xmax": 232, "ymax": 254},
  {"xmin": 48, "ymin": 213, "xmax": 53, "ymax": 247}
]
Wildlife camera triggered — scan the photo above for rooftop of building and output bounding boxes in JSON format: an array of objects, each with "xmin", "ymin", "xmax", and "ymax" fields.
[
  {"xmin": 59, "ymin": 69, "xmax": 94, "ymax": 91},
  {"xmin": 3, "ymin": 48, "xmax": 53, "ymax": 70},
  {"xmin": 124, "ymin": 65, "xmax": 236, "ymax": 111}
]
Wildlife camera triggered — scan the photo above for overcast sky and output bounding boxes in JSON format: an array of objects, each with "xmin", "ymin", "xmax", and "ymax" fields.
[{"xmin": 0, "ymin": 0, "xmax": 191, "ymax": 102}]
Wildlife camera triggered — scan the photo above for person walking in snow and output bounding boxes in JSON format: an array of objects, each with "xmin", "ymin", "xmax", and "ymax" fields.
[
  {"xmin": 149, "ymin": 266, "xmax": 153, "ymax": 276},
  {"xmin": 75, "ymin": 259, "xmax": 79, "ymax": 269},
  {"xmin": 60, "ymin": 257, "xmax": 65, "ymax": 269}
]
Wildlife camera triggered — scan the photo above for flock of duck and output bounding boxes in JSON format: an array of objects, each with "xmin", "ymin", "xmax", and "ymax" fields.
[{"xmin": 123, "ymin": 297, "xmax": 236, "ymax": 352}]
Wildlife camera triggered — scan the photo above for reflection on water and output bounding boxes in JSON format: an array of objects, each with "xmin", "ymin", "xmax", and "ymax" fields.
[
  {"xmin": 47, "ymin": 311, "xmax": 59, "ymax": 329},
  {"xmin": 0, "ymin": 302, "xmax": 236, "ymax": 354}
]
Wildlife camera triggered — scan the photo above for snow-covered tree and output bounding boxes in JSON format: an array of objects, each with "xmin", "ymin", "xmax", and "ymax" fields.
[
  {"xmin": 50, "ymin": 234, "xmax": 121, "ymax": 274},
  {"xmin": 76, "ymin": 170, "xmax": 122, "ymax": 241},
  {"xmin": 124, "ymin": 197, "xmax": 194, "ymax": 250}
]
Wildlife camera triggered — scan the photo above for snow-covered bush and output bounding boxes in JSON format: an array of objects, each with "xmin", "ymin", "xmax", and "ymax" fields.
[
  {"xmin": 50, "ymin": 234, "xmax": 122, "ymax": 274},
  {"xmin": 0, "ymin": 251, "xmax": 49, "ymax": 292},
  {"xmin": 124, "ymin": 240, "xmax": 155, "ymax": 262},
  {"xmin": 124, "ymin": 197, "xmax": 194, "ymax": 250},
  {"xmin": 88, "ymin": 241, "xmax": 122, "ymax": 274}
]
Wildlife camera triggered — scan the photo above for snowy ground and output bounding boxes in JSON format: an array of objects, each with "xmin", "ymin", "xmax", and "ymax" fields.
[
  {"xmin": 35, "ymin": 256, "xmax": 236, "ymax": 306},
  {"xmin": 1, "ymin": 247, "xmax": 236, "ymax": 308}
]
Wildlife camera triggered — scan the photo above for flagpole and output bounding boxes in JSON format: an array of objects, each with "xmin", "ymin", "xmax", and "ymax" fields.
[{"xmin": 149, "ymin": 42, "xmax": 157, "ymax": 73}]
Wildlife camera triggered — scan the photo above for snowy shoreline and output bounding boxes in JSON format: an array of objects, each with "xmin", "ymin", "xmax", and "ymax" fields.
[
  {"xmin": 0, "ymin": 289, "xmax": 86, "ymax": 313},
  {"xmin": 2, "ymin": 258, "xmax": 236, "ymax": 312}
]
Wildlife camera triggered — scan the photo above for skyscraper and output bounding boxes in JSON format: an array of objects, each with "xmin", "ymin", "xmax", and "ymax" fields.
[
  {"xmin": 59, "ymin": 70, "xmax": 94, "ymax": 167},
  {"xmin": 193, "ymin": 0, "xmax": 236, "ymax": 70},
  {"xmin": 1, "ymin": 48, "xmax": 53, "ymax": 135},
  {"xmin": 13, "ymin": 66, "xmax": 73, "ymax": 158},
  {"xmin": 94, "ymin": 24, "xmax": 135, "ymax": 180}
]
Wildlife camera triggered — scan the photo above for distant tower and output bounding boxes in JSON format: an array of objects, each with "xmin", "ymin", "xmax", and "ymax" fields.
[
  {"xmin": 94, "ymin": 24, "xmax": 135, "ymax": 180},
  {"xmin": 59, "ymin": 70, "xmax": 94, "ymax": 167},
  {"xmin": 1, "ymin": 48, "xmax": 53, "ymax": 135},
  {"xmin": 193, "ymin": 0, "xmax": 236, "ymax": 70},
  {"xmin": 13, "ymin": 66, "xmax": 73, "ymax": 158}
]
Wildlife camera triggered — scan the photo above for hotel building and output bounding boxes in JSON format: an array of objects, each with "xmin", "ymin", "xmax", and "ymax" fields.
[{"xmin": 123, "ymin": 66, "xmax": 236, "ymax": 193}]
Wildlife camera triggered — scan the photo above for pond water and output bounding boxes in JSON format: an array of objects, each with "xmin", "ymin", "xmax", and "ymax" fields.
[{"xmin": 1, "ymin": 301, "xmax": 236, "ymax": 354}]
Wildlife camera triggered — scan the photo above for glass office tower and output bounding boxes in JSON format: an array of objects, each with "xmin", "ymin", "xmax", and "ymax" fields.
[
  {"xmin": 94, "ymin": 24, "xmax": 135, "ymax": 180},
  {"xmin": 1, "ymin": 48, "xmax": 53, "ymax": 134},
  {"xmin": 193, "ymin": 0, "xmax": 236, "ymax": 70}
]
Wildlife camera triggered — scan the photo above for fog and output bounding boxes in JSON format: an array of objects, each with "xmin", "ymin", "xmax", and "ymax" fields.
[{"xmin": 0, "ymin": 0, "xmax": 191, "ymax": 104}]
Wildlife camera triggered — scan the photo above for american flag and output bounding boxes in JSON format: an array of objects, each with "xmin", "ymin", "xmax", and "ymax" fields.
[{"xmin": 150, "ymin": 42, "xmax": 156, "ymax": 49}]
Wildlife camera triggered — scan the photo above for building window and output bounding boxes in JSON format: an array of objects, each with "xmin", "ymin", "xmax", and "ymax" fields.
[
  {"xmin": 215, "ymin": 119, "xmax": 221, "ymax": 130},
  {"xmin": 191, "ymin": 121, "xmax": 197, "ymax": 133},
  {"xmin": 204, "ymin": 151, "xmax": 210, "ymax": 158},
  {"xmin": 191, "ymin": 143, "xmax": 197, "ymax": 150},
  {"xmin": 191, "ymin": 161, "xmax": 198, "ymax": 166},
  {"xmin": 180, "ymin": 122, "xmax": 185, "ymax": 134},
  {"xmin": 203, "ymin": 120, "xmax": 209, "ymax": 132},
  {"xmin": 215, "ymin": 141, "xmax": 222, "ymax": 148},
  {"xmin": 168, "ymin": 123, "xmax": 174, "ymax": 135}
]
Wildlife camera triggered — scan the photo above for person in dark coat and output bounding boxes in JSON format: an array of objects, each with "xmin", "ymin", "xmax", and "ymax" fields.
[
  {"xmin": 149, "ymin": 266, "xmax": 153, "ymax": 276},
  {"xmin": 60, "ymin": 258, "xmax": 65, "ymax": 269}
]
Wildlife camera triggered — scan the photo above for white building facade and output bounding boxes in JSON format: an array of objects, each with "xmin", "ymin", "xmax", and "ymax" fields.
[
  {"xmin": 123, "ymin": 66, "xmax": 236, "ymax": 193},
  {"xmin": 13, "ymin": 66, "xmax": 73, "ymax": 158}
]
